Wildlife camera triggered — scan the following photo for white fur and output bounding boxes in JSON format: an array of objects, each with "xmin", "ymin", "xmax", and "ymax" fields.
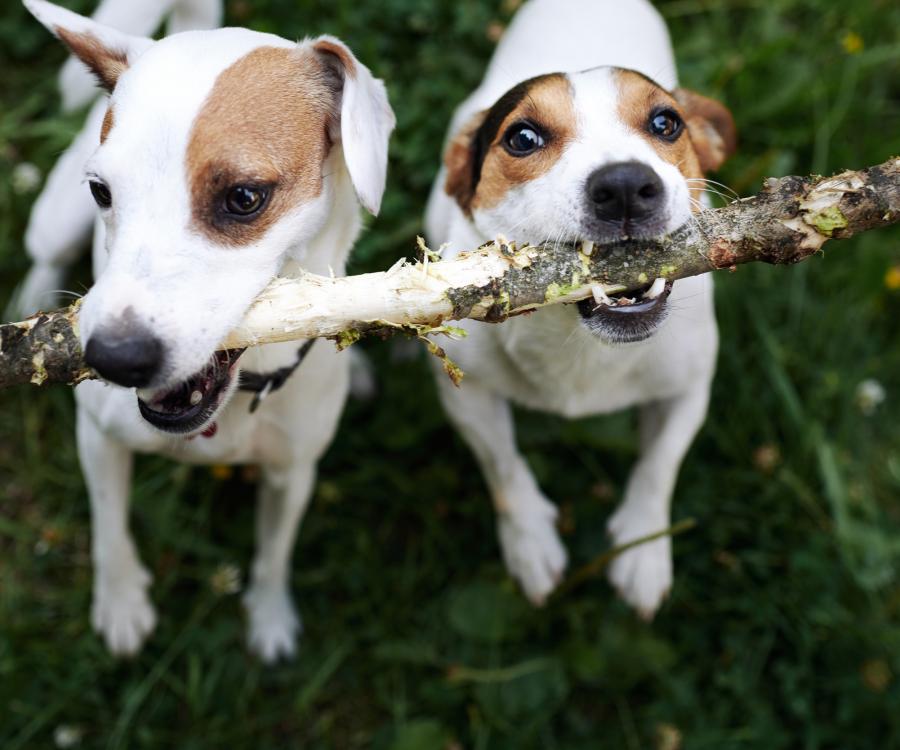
[
  {"xmin": 23, "ymin": 1, "xmax": 395, "ymax": 661},
  {"xmin": 425, "ymin": 0, "xmax": 718, "ymax": 614},
  {"xmin": 316, "ymin": 35, "xmax": 396, "ymax": 216}
]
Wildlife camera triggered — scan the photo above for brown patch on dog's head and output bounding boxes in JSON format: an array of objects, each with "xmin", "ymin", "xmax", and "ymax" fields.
[
  {"xmin": 100, "ymin": 106, "xmax": 114, "ymax": 144},
  {"xmin": 614, "ymin": 69, "xmax": 736, "ymax": 205},
  {"xmin": 444, "ymin": 74, "xmax": 576, "ymax": 215},
  {"xmin": 443, "ymin": 110, "xmax": 487, "ymax": 211},
  {"xmin": 55, "ymin": 28, "xmax": 129, "ymax": 94},
  {"xmin": 186, "ymin": 46, "xmax": 340, "ymax": 246},
  {"xmin": 614, "ymin": 69, "xmax": 706, "ymax": 183}
]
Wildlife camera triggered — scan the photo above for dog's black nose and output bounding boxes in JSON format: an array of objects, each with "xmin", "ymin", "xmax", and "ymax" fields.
[
  {"xmin": 586, "ymin": 161, "xmax": 665, "ymax": 222},
  {"xmin": 85, "ymin": 325, "xmax": 164, "ymax": 388}
]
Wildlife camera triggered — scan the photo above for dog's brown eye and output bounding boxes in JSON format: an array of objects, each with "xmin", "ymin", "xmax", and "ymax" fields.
[
  {"xmin": 224, "ymin": 185, "xmax": 268, "ymax": 217},
  {"xmin": 648, "ymin": 109, "xmax": 683, "ymax": 140},
  {"xmin": 89, "ymin": 180, "xmax": 112, "ymax": 208},
  {"xmin": 503, "ymin": 122, "xmax": 546, "ymax": 156}
]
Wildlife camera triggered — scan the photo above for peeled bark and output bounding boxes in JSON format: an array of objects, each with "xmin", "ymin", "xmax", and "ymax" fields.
[{"xmin": 1, "ymin": 158, "xmax": 898, "ymax": 389}]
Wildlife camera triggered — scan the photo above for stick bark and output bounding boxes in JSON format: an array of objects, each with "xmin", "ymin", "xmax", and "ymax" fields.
[{"xmin": 2, "ymin": 158, "xmax": 898, "ymax": 389}]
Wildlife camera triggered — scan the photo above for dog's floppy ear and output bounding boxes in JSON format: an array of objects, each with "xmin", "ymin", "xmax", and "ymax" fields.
[
  {"xmin": 57, "ymin": 0, "xmax": 184, "ymax": 112},
  {"xmin": 23, "ymin": 0, "xmax": 153, "ymax": 96},
  {"xmin": 673, "ymin": 89, "xmax": 737, "ymax": 173},
  {"xmin": 312, "ymin": 36, "xmax": 396, "ymax": 216},
  {"xmin": 443, "ymin": 110, "xmax": 488, "ymax": 215}
]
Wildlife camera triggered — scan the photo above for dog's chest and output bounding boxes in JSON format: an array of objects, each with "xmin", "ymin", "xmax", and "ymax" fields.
[
  {"xmin": 488, "ymin": 302, "xmax": 713, "ymax": 417},
  {"xmin": 157, "ymin": 397, "xmax": 293, "ymax": 466}
]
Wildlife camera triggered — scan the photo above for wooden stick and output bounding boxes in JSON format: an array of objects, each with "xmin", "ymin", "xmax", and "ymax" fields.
[{"xmin": 2, "ymin": 158, "xmax": 898, "ymax": 389}]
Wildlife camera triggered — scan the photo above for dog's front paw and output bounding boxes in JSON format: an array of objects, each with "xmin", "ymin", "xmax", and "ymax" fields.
[
  {"xmin": 498, "ymin": 504, "xmax": 567, "ymax": 606},
  {"xmin": 243, "ymin": 586, "xmax": 301, "ymax": 663},
  {"xmin": 606, "ymin": 510, "xmax": 672, "ymax": 619},
  {"xmin": 91, "ymin": 566, "xmax": 157, "ymax": 657}
]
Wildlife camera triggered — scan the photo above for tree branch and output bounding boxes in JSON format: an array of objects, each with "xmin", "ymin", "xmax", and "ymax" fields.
[{"xmin": 2, "ymin": 158, "xmax": 898, "ymax": 389}]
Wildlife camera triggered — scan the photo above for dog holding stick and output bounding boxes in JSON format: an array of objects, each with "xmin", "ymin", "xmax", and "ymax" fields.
[
  {"xmin": 426, "ymin": 0, "xmax": 736, "ymax": 615},
  {"xmin": 22, "ymin": 0, "xmax": 394, "ymax": 661}
]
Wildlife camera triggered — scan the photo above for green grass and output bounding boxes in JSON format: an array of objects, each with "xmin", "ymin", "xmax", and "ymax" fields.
[{"xmin": 1, "ymin": 0, "xmax": 900, "ymax": 748}]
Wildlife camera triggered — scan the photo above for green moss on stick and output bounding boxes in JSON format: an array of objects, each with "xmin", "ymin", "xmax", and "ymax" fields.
[{"xmin": 809, "ymin": 206, "xmax": 849, "ymax": 236}]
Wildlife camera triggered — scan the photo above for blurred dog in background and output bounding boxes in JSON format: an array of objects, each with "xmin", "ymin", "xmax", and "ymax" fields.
[{"xmin": 16, "ymin": 0, "xmax": 224, "ymax": 317}]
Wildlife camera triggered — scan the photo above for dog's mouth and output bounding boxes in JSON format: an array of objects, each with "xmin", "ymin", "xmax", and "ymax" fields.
[
  {"xmin": 576, "ymin": 277, "xmax": 673, "ymax": 343},
  {"xmin": 137, "ymin": 349, "xmax": 245, "ymax": 434}
]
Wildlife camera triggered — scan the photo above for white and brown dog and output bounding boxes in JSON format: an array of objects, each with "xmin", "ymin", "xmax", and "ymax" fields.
[
  {"xmin": 426, "ymin": 0, "xmax": 735, "ymax": 616},
  {"xmin": 23, "ymin": 0, "xmax": 395, "ymax": 661}
]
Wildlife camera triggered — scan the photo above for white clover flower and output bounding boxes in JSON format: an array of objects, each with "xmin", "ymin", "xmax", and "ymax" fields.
[
  {"xmin": 855, "ymin": 378, "xmax": 886, "ymax": 416},
  {"xmin": 12, "ymin": 162, "xmax": 42, "ymax": 195},
  {"xmin": 53, "ymin": 725, "xmax": 83, "ymax": 749},
  {"xmin": 210, "ymin": 563, "xmax": 242, "ymax": 595}
]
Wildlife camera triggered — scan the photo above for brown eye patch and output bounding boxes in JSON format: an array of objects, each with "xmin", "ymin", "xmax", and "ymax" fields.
[
  {"xmin": 186, "ymin": 46, "xmax": 338, "ymax": 246},
  {"xmin": 454, "ymin": 73, "xmax": 576, "ymax": 213},
  {"xmin": 614, "ymin": 68, "xmax": 704, "ymax": 184}
]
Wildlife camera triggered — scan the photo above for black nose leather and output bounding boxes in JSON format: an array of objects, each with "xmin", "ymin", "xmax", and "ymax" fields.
[
  {"xmin": 586, "ymin": 161, "xmax": 665, "ymax": 222},
  {"xmin": 84, "ymin": 326, "xmax": 163, "ymax": 388}
]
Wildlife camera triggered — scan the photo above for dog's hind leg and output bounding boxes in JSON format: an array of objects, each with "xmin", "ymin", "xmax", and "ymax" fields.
[
  {"xmin": 76, "ymin": 407, "xmax": 156, "ymax": 656},
  {"xmin": 435, "ymin": 374, "xmax": 567, "ymax": 605},
  {"xmin": 607, "ymin": 381, "xmax": 711, "ymax": 619},
  {"xmin": 242, "ymin": 463, "xmax": 315, "ymax": 663}
]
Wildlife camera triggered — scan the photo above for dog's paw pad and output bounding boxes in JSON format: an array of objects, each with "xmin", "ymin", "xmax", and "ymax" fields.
[
  {"xmin": 606, "ymin": 533, "xmax": 672, "ymax": 619},
  {"xmin": 498, "ymin": 510, "xmax": 568, "ymax": 606},
  {"xmin": 243, "ymin": 588, "xmax": 301, "ymax": 663},
  {"xmin": 91, "ymin": 581, "xmax": 157, "ymax": 657}
]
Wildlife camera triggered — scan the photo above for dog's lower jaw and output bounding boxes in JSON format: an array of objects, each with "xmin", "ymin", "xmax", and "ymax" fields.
[
  {"xmin": 137, "ymin": 349, "xmax": 245, "ymax": 434},
  {"xmin": 576, "ymin": 280, "xmax": 673, "ymax": 343}
]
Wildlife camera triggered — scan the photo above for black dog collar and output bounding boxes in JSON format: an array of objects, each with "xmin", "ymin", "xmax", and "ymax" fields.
[{"xmin": 238, "ymin": 339, "xmax": 316, "ymax": 413}]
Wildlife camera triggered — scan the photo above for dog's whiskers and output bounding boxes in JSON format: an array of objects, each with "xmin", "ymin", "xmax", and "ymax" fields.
[
  {"xmin": 50, "ymin": 289, "xmax": 85, "ymax": 301},
  {"xmin": 685, "ymin": 178, "xmax": 740, "ymax": 203}
]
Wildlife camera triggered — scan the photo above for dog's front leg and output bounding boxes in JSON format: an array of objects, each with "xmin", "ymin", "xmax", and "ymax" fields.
[
  {"xmin": 607, "ymin": 382, "xmax": 711, "ymax": 619},
  {"xmin": 436, "ymin": 374, "xmax": 567, "ymax": 605},
  {"xmin": 76, "ymin": 408, "xmax": 156, "ymax": 656},
  {"xmin": 243, "ymin": 463, "xmax": 315, "ymax": 663}
]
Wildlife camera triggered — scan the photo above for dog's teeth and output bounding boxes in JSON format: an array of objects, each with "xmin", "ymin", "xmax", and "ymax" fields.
[
  {"xmin": 190, "ymin": 390, "xmax": 203, "ymax": 406},
  {"xmin": 591, "ymin": 285, "xmax": 612, "ymax": 306},
  {"xmin": 643, "ymin": 277, "xmax": 666, "ymax": 300},
  {"xmin": 582, "ymin": 240, "xmax": 595, "ymax": 255}
]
